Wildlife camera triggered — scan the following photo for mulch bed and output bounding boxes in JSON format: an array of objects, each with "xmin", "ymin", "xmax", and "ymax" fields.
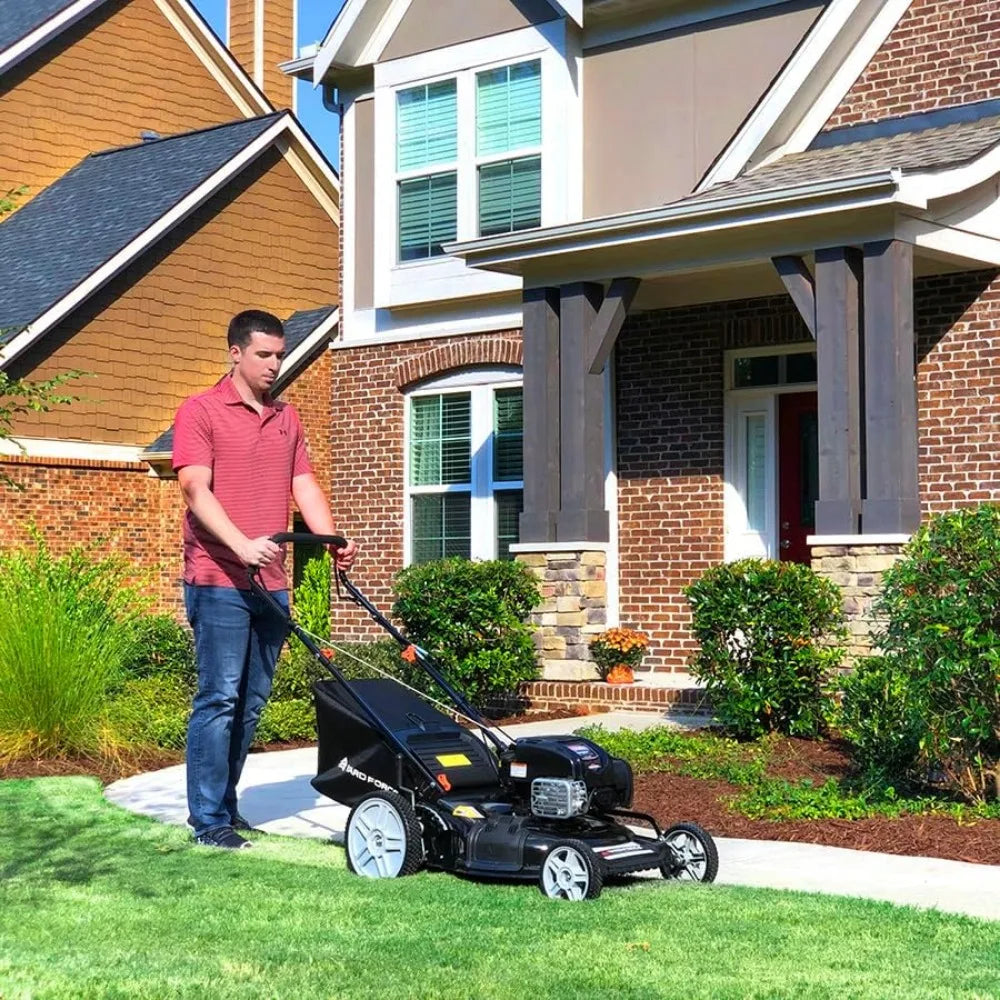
[
  {"xmin": 634, "ymin": 736, "xmax": 1000, "ymax": 867},
  {"xmin": 5, "ymin": 725, "xmax": 999, "ymax": 866}
]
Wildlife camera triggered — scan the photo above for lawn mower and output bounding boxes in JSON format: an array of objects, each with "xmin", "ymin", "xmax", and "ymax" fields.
[{"xmin": 249, "ymin": 533, "xmax": 719, "ymax": 901}]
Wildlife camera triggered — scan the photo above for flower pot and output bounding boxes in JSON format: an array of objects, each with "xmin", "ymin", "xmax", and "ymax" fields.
[{"xmin": 604, "ymin": 664, "xmax": 634, "ymax": 685}]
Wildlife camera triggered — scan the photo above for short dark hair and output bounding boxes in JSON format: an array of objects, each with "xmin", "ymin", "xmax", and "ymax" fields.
[{"xmin": 227, "ymin": 310, "xmax": 284, "ymax": 348}]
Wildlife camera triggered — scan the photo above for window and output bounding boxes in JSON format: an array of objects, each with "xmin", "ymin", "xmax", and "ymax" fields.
[
  {"xmin": 393, "ymin": 60, "xmax": 541, "ymax": 261},
  {"xmin": 406, "ymin": 376, "xmax": 523, "ymax": 564},
  {"xmin": 476, "ymin": 61, "xmax": 541, "ymax": 237},
  {"xmin": 396, "ymin": 80, "xmax": 458, "ymax": 261},
  {"xmin": 733, "ymin": 351, "xmax": 816, "ymax": 389}
]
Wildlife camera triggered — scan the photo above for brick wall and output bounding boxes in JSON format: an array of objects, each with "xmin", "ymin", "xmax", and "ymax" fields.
[
  {"xmin": 825, "ymin": 0, "xmax": 1000, "ymax": 129},
  {"xmin": 325, "ymin": 332, "xmax": 522, "ymax": 637},
  {"xmin": 0, "ymin": 456, "xmax": 187, "ymax": 611}
]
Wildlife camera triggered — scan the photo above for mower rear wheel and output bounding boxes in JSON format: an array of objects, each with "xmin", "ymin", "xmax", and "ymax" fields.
[
  {"xmin": 660, "ymin": 822, "xmax": 718, "ymax": 883},
  {"xmin": 538, "ymin": 840, "xmax": 604, "ymax": 901},
  {"xmin": 345, "ymin": 790, "xmax": 424, "ymax": 879}
]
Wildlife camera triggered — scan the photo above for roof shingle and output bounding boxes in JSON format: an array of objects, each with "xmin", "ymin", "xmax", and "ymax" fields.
[{"xmin": 0, "ymin": 114, "xmax": 284, "ymax": 342}]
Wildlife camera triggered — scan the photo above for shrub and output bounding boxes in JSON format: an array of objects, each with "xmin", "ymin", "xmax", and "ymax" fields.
[
  {"xmin": 255, "ymin": 698, "xmax": 315, "ymax": 744},
  {"xmin": 0, "ymin": 532, "xmax": 150, "ymax": 759},
  {"xmin": 120, "ymin": 613, "xmax": 195, "ymax": 686},
  {"xmin": 841, "ymin": 506, "xmax": 1000, "ymax": 803},
  {"xmin": 684, "ymin": 559, "xmax": 847, "ymax": 739},
  {"xmin": 392, "ymin": 558, "xmax": 541, "ymax": 706},
  {"xmin": 106, "ymin": 675, "xmax": 190, "ymax": 751}
]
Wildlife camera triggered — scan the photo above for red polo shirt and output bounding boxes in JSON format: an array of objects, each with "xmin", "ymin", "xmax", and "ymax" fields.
[{"xmin": 172, "ymin": 375, "xmax": 312, "ymax": 590}]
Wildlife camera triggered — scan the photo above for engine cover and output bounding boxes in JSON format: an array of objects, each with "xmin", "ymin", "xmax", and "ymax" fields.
[{"xmin": 499, "ymin": 735, "xmax": 633, "ymax": 812}]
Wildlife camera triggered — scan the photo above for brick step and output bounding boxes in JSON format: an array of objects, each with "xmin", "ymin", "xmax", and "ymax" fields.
[{"xmin": 519, "ymin": 679, "xmax": 711, "ymax": 716}]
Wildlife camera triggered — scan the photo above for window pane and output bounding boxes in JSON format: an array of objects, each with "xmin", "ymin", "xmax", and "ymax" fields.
[
  {"xmin": 786, "ymin": 352, "xmax": 818, "ymax": 384},
  {"xmin": 734, "ymin": 355, "xmax": 780, "ymax": 389},
  {"xmin": 399, "ymin": 172, "xmax": 457, "ymax": 261},
  {"xmin": 493, "ymin": 387, "xmax": 523, "ymax": 481},
  {"xmin": 397, "ymin": 80, "xmax": 457, "ymax": 171},
  {"xmin": 476, "ymin": 60, "xmax": 540, "ymax": 156},
  {"xmin": 412, "ymin": 493, "xmax": 471, "ymax": 563},
  {"xmin": 745, "ymin": 414, "xmax": 766, "ymax": 533},
  {"xmin": 496, "ymin": 489, "xmax": 523, "ymax": 561},
  {"xmin": 479, "ymin": 156, "xmax": 541, "ymax": 237},
  {"xmin": 410, "ymin": 393, "xmax": 471, "ymax": 486}
]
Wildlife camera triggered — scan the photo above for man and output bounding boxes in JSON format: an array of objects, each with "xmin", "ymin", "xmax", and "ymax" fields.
[{"xmin": 172, "ymin": 309, "xmax": 357, "ymax": 849}]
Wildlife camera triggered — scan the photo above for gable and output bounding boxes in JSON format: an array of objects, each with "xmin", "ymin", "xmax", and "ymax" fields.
[
  {"xmin": 5, "ymin": 149, "xmax": 340, "ymax": 446},
  {"xmin": 380, "ymin": 0, "xmax": 559, "ymax": 63},
  {"xmin": 0, "ymin": 0, "xmax": 245, "ymax": 207}
]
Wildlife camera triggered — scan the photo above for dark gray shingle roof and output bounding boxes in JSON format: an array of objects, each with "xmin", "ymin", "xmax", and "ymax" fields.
[
  {"xmin": 682, "ymin": 113, "xmax": 1000, "ymax": 208},
  {"xmin": 0, "ymin": 113, "xmax": 284, "ymax": 341},
  {"xmin": 0, "ymin": 0, "xmax": 104, "ymax": 58},
  {"xmin": 143, "ymin": 305, "xmax": 338, "ymax": 456}
]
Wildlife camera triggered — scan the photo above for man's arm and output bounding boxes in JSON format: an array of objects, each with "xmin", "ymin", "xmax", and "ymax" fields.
[
  {"xmin": 292, "ymin": 472, "xmax": 358, "ymax": 569},
  {"xmin": 178, "ymin": 465, "xmax": 279, "ymax": 568}
]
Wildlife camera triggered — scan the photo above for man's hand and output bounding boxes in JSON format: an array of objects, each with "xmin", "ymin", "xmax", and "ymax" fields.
[
  {"xmin": 236, "ymin": 536, "xmax": 281, "ymax": 568},
  {"xmin": 331, "ymin": 538, "xmax": 359, "ymax": 570}
]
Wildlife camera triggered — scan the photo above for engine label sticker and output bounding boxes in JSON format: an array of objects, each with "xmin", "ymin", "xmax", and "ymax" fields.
[
  {"xmin": 451, "ymin": 804, "xmax": 485, "ymax": 819},
  {"xmin": 509, "ymin": 762, "xmax": 528, "ymax": 778},
  {"xmin": 435, "ymin": 753, "xmax": 472, "ymax": 767}
]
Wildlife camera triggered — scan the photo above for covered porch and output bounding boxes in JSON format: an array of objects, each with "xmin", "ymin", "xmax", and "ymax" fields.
[{"xmin": 449, "ymin": 111, "xmax": 1000, "ymax": 679}]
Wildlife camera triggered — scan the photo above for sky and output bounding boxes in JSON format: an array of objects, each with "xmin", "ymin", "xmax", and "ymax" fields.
[{"xmin": 191, "ymin": 1, "xmax": 347, "ymax": 164}]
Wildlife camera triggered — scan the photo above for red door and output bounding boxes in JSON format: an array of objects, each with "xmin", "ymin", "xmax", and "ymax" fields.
[{"xmin": 778, "ymin": 392, "xmax": 818, "ymax": 564}]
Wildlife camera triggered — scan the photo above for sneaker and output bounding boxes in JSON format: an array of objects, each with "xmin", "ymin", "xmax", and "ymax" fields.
[
  {"xmin": 195, "ymin": 826, "xmax": 252, "ymax": 850},
  {"xmin": 230, "ymin": 815, "xmax": 265, "ymax": 835}
]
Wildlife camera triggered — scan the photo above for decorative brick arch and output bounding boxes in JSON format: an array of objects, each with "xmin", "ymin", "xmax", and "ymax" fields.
[{"xmin": 395, "ymin": 336, "xmax": 523, "ymax": 390}]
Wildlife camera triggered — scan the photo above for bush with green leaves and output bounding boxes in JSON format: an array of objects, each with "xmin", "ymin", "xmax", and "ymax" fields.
[
  {"xmin": 0, "ymin": 532, "xmax": 150, "ymax": 759},
  {"xmin": 119, "ymin": 613, "xmax": 195, "ymax": 686},
  {"xmin": 106, "ymin": 675, "xmax": 191, "ymax": 751},
  {"xmin": 839, "ymin": 506, "xmax": 1000, "ymax": 803},
  {"xmin": 684, "ymin": 559, "xmax": 847, "ymax": 739},
  {"xmin": 392, "ymin": 558, "xmax": 541, "ymax": 707}
]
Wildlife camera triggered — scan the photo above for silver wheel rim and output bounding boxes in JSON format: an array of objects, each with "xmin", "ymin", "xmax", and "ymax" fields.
[
  {"xmin": 347, "ymin": 799, "xmax": 407, "ymax": 878},
  {"xmin": 541, "ymin": 846, "xmax": 590, "ymax": 901},
  {"xmin": 666, "ymin": 829, "xmax": 708, "ymax": 881}
]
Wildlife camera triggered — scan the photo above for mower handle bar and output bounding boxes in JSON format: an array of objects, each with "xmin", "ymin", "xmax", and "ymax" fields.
[{"xmin": 270, "ymin": 532, "xmax": 348, "ymax": 549}]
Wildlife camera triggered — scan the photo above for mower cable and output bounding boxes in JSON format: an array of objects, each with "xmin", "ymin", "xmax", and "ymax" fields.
[{"xmin": 294, "ymin": 625, "xmax": 517, "ymax": 745}]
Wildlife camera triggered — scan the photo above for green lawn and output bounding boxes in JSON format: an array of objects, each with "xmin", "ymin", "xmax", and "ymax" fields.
[{"xmin": 2, "ymin": 779, "xmax": 999, "ymax": 1000}]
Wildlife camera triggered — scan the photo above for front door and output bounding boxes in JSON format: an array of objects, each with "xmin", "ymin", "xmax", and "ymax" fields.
[{"xmin": 778, "ymin": 392, "xmax": 818, "ymax": 564}]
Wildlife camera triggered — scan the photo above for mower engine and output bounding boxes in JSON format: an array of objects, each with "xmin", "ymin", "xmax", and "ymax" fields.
[{"xmin": 499, "ymin": 735, "xmax": 633, "ymax": 818}]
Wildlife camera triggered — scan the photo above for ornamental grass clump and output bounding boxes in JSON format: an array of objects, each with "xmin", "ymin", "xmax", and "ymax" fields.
[
  {"xmin": 588, "ymin": 627, "xmax": 650, "ymax": 682},
  {"xmin": 0, "ymin": 531, "xmax": 150, "ymax": 761},
  {"xmin": 684, "ymin": 559, "xmax": 847, "ymax": 739}
]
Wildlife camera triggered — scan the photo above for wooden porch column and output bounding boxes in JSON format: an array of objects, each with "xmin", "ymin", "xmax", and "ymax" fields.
[
  {"xmin": 519, "ymin": 286, "xmax": 561, "ymax": 543},
  {"xmin": 861, "ymin": 240, "xmax": 920, "ymax": 533},
  {"xmin": 814, "ymin": 247, "xmax": 863, "ymax": 535},
  {"xmin": 556, "ymin": 282, "xmax": 609, "ymax": 543}
]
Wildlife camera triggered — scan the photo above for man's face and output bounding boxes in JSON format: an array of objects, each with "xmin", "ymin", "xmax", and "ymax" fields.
[{"xmin": 230, "ymin": 330, "xmax": 285, "ymax": 394}]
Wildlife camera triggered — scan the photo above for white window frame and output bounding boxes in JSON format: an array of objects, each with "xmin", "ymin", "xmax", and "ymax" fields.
[
  {"xmin": 403, "ymin": 366, "xmax": 524, "ymax": 564},
  {"xmin": 373, "ymin": 20, "xmax": 581, "ymax": 310},
  {"xmin": 723, "ymin": 344, "xmax": 817, "ymax": 561}
]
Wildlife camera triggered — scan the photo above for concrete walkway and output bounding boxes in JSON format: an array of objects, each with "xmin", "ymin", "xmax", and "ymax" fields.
[{"xmin": 105, "ymin": 711, "xmax": 1000, "ymax": 922}]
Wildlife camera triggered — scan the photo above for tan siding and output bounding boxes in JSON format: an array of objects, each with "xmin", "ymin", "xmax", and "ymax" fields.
[
  {"xmin": 381, "ymin": 0, "xmax": 557, "ymax": 62},
  {"xmin": 9, "ymin": 149, "xmax": 340, "ymax": 444},
  {"xmin": 263, "ymin": 0, "xmax": 294, "ymax": 109},
  {"xmin": 228, "ymin": 0, "xmax": 256, "ymax": 76},
  {"xmin": 582, "ymin": 2, "xmax": 824, "ymax": 217},
  {"xmin": 0, "ymin": 0, "xmax": 243, "ymax": 205},
  {"xmin": 354, "ymin": 98, "xmax": 375, "ymax": 310}
]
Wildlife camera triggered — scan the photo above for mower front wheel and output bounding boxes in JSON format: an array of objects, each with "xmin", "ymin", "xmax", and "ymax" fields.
[
  {"xmin": 345, "ymin": 790, "xmax": 424, "ymax": 879},
  {"xmin": 538, "ymin": 840, "xmax": 604, "ymax": 901},
  {"xmin": 660, "ymin": 822, "xmax": 718, "ymax": 883}
]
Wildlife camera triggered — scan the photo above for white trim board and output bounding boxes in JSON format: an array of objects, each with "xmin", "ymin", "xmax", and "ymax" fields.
[
  {"xmin": 0, "ymin": 0, "xmax": 109, "ymax": 78},
  {"xmin": 0, "ymin": 437, "xmax": 146, "ymax": 463}
]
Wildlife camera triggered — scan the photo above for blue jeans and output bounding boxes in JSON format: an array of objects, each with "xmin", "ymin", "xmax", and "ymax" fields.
[{"xmin": 184, "ymin": 584, "xmax": 289, "ymax": 835}]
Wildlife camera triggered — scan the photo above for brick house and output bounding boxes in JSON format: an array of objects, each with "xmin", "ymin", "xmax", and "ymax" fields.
[
  {"xmin": 296, "ymin": 0, "xmax": 1000, "ymax": 703},
  {"xmin": 0, "ymin": 0, "xmax": 341, "ymax": 608}
]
